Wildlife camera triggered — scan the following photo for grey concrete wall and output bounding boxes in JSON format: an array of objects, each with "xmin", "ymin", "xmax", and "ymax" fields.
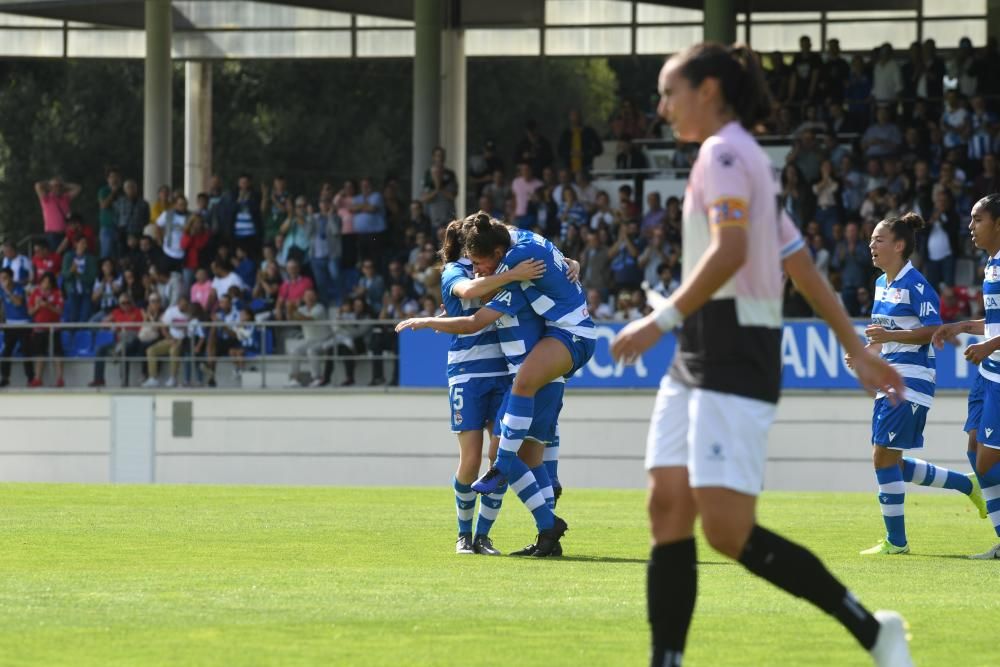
[{"xmin": 0, "ymin": 390, "xmax": 975, "ymax": 493}]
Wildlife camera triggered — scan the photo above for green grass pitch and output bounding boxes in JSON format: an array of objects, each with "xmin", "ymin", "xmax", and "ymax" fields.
[{"xmin": 0, "ymin": 484, "xmax": 997, "ymax": 666}]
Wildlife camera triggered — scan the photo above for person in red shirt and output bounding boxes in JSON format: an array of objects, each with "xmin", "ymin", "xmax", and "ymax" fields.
[
  {"xmin": 274, "ymin": 258, "xmax": 314, "ymax": 319},
  {"xmin": 56, "ymin": 213, "xmax": 98, "ymax": 256},
  {"xmin": 88, "ymin": 291, "xmax": 145, "ymax": 387},
  {"xmin": 27, "ymin": 271, "xmax": 64, "ymax": 387},
  {"xmin": 31, "ymin": 242, "xmax": 60, "ymax": 285},
  {"xmin": 180, "ymin": 213, "xmax": 212, "ymax": 287}
]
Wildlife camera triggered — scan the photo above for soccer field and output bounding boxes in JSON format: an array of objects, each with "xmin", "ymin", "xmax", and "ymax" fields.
[{"xmin": 0, "ymin": 484, "xmax": 995, "ymax": 666}]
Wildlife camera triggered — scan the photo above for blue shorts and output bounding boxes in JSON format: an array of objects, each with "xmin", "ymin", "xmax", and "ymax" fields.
[
  {"xmin": 449, "ymin": 375, "xmax": 511, "ymax": 433},
  {"xmin": 965, "ymin": 373, "xmax": 1000, "ymax": 449},
  {"xmin": 544, "ymin": 326, "xmax": 596, "ymax": 378},
  {"xmin": 871, "ymin": 396, "xmax": 928, "ymax": 450},
  {"xmin": 493, "ymin": 380, "xmax": 565, "ymax": 445}
]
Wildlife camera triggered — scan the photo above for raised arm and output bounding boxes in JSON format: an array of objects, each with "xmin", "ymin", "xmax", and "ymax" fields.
[
  {"xmin": 451, "ymin": 259, "xmax": 545, "ymax": 300},
  {"xmin": 395, "ymin": 306, "xmax": 503, "ymax": 336}
]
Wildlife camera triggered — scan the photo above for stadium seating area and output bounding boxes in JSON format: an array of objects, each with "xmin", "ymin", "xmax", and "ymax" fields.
[{"xmin": 2, "ymin": 34, "xmax": 1000, "ymax": 387}]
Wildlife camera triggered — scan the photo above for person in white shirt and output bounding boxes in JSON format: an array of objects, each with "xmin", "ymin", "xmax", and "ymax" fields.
[
  {"xmin": 156, "ymin": 194, "xmax": 189, "ymax": 274},
  {"xmin": 285, "ymin": 288, "xmax": 331, "ymax": 387},
  {"xmin": 209, "ymin": 258, "xmax": 246, "ymax": 307},
  {"xmin": 143, "ymin": 295, "xmax": 191, "ymax": 387},
  {"xmin": 871, "ymin": 43, "xmax": 903, "ymax": 104},
  {"xmin": 1, "ymin": 241, "xmax": 32, "ymax": 287}
]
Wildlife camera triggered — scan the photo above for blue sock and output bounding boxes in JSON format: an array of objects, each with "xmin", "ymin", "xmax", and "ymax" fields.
[
  {"xmin": 495, "ymin": 394, "xmax": 534, "ymax": 477},
  {"xmin": 875, "ymin": 465, "xmax": 906, "ymax": 547},
  {"xmin": 977, "ymin": 461, "xmax": 1000, "ymax": 538},
  {"xmin": 475, "ymin": 483, "xmax": 507, "ymax": 537},
  {"xmin": 901, "ymin": 457, "xmax": 973, "ymax": 495},
  {"xmin": 968, "ymin": 449, "xmax": 978, "ymax": 471},
  {"xmin": 507, "ymin": 457, "xmax": 554, "ymax": 531},
  {"xmin": 544, "ymin": 435, "xmax": 560, "ymax": 489},
  {"xmin": 453, "ymin": 477, "xmax": 476, "ymax": 535},
  {"xmin": 531, "ymin": 464, "xmax": 555, "ymax": 510}
]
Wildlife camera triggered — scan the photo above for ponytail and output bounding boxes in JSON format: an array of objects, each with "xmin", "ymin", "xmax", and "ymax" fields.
[
  {"xmin": 438, "ymin": 219, "xmax": 465, "ymax": 266},
  {"xmin": 462, "ymin": 210, "xmax": 511, "ymax": 259},
  {"xmin": 881, "ymin": 212, "xmax": 925, "ymax": 260},
  {"xmin": 675, "ymin": 42, "xmax": 773, "ymax": 130}
]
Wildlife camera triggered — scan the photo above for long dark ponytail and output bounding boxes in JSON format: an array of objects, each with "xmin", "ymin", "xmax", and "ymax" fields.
[
  {"xmin": 674, "ymin": 42, "xmax": 773, "ymax": 130},
  {"xmin": 438, "ymin": 219, "xmax": 466, "ymax": 266}
]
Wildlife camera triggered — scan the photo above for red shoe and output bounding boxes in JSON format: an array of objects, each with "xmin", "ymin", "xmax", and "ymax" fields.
[
  {"xmin": 28, "ymin": 378, "xmax": 43, "ymax": 388},
  {"xmin": 55, "ymin": 378, "xmax": 65, "ymax": 388},
  {"xmin": 88, "ymin": 379, "xmax": 105, "ymax": 388}
]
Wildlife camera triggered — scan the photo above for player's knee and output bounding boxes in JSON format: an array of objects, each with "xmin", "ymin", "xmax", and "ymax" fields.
[{"xmin": 700, "ymin": 519, "xmax": 745, "ymax": 559}]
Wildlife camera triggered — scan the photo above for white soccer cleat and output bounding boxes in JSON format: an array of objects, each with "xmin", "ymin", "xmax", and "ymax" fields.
[
  {"xmin": 870, "ymin": 610, "xmax": 913, "ymax": 667},
  {"xmin": 969, "ymin": 542, "xmax": 1000, "ymax": 560}
]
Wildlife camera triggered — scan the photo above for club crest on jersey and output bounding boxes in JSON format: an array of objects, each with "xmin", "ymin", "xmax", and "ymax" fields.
[
  {"xmin": 454, "ymin": 411, "xmax": 463, "ymax": 426},
  {"xmin": 987, "ymin": 265, "xmax": 1000, "ymax": 281}
]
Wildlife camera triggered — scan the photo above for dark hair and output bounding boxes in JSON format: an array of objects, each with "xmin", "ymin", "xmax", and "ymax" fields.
[
  {"xmin": 0, "ymin": 267, "xmax": 12, "ymax": 279},
  {"xmin": 462, "ymin": 211, "xmax": 511, "ymax": 260},
  {"xmin": 39, "ymin": 271, "xmax": 57, "ymax": 289},
  {"xmin": 974, "ymin": 193, "xmax": 1000, "ymax": 221},
  {"xmin": 439, "ymin": 220, "xmax": 466, "ymax": 265},
  {"xmin": 880, "ymin": 212, "xmax": 925, "ymax": 260},
  {"xmin": 674, "ymin": 42, "xmax": 773, "ymax": 130}
]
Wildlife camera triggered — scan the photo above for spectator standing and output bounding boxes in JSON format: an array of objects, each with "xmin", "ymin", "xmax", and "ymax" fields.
[
  {"xmin": 966, "ymin": 95, "xmax": 996, "ymax": 168},
  {"xmin": 922, "ymin": 39, "xmax": 947, "ymax": 111},
  {"xmin": 780, "ymin": 164, "xmax": 812, "ymax": 228},
  {"xmin": 812, "ymin": 159, "xmax": 842, "ymax": 237},
  {"xmin": 845, "ymin": 55, "xmax": 873, "ymax": 130},
  {"xmin": 156, "ymin": 194, "xmax": 190, "ymax": 274},
  {"xmin": 0, "ymin": 268, "xmax": 35, "ymax": 387},
  {"xmin": 511, "ymin": 162, "xmax": 543, "ymax": 229},
  {"xmin": 616, "ymin": 184, "xmax": 640, "ymax": 222},
  {"xmin": 615, "ymin": 135, "xmax": 649, "ymax": 171},
  {"xmin": 61, "ymin": 237, "xmax": 97, "ymax": 322},
  {"xmin": 180, "ymin": 214, "xmax": 212, "ymax": 288},
  {"xmin": 558, "ymin": 109, "xmax": 603, "ymax": 174},
  {"xmin": 787, "ymin": 129, "xmax": 826, "ymax": 184},
  {"xmin": 640, "ymin": 192, "xmax": 667, "ymax": 239},
  {"xmin": 262, "ymin": 175, "xmax": 290, "ymax": 245},
  {"xmin": 421, "ymin": 164, "xmax": 457, "ymax": 231},
  {"xmin": 831, "ymin": 221, "xmax": 872, "ymax": 315},
  {"xmin": 97, "ymin": 167, "xmax": 122, "ymax": 259},
  {"xmin": 589, "ymin": 191, "xmax": 617, "ymax": 231},
  {"xmin": 56, "ymin": 213, "xmax": 97, "ymax": 257},
  {"xmin": 639, "ymin": 226, "xmax": 673, "ymax": 288},
  {"xmin": 278, "ymin": 196, "xmax": 311, "ymax": 265},
  {"xmin": 920, "ymin": 189, "xmax": 960, "ymax": 288},
  {"xmin": 189, "ymin": 267, "xmax": 213, "ymax": 311},
  {"xmin": 817, "ymin": 38, "xmax": 849, "ymax": 103},
  {"xmin": 609, "ymin": 220, "xmax": 644, "ymax": 290},
  {"xmin": 231, "ymin": 174, "xmax": 263, "ymax": 261},
  {"xmin": 469, "ymin": 139, "xmax": 504, "ymax": 198},
  {"xmin": 252, "ymin": 261, "xmax": 283, "ymax": 314},
  {"xmin": 352, "ymin": 177, "xmax": 387, "ymax": 263},
  {"xmin": 35, "ymin": 176, "xmax": 81, "ymax": 251},
  {"xmin": 31, "ymin": 242, "xmax": 59, "ymax": 285},
  {"xmin": 972, "ymin": 154, "xmax": 1000, "ymax": 203},
  {"xmin": 788, "ymin": 35, "xmax": 822, "ymax": 106},
  {"xmin": 149, "ymin": 185, "xmax": 171, "ymax": 225},
  {"xmin": 1, "ymin": 241, "xmax": 32, "ymax": 287},
  {"xmin": 482, "ymin": 170, "xmax": 510, "ymax": 218},
  {"xmin": 513, "ymin": 119, "xmax": 555, "ymax": 176},
  {"xmin": 307, "ymin": 197, "xmax": 342, "ymax": 305},
  {"xmin": 27, "ymin": 272, "xmax": 64, "ymax": 388},
  {"xmin": 90, "ymin": 258, "xmax": 121, "ymax": 323},
  {"xmin": 872, "ymin": 43, "xmax": 903, "ymax": 105},
  {"xmin": 557, "ymin": 187, "xmax": 587, "ymax": 240},
  {"xmin": 114, "ymin": 179, "xmax": 150, "ymax": 247}
]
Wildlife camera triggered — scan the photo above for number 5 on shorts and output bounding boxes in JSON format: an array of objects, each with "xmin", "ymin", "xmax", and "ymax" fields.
[{"xmin": 450, "ymin": 386, "xmax": 464, "ymax": 410}]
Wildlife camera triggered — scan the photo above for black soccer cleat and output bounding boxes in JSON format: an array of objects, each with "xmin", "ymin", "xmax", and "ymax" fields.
[
  {"xmin": 455, "ymin": 533, "xmax": 474, "ymax": 554},
  {"xmin": 533, "ymin": 516, "xmax": 568, "ymax": 557},
  {"xmin": 473, "ymin": 534, "xmax": 502, "ymax": 556},
  {"xmin": 509, "ymin": 538, "xmax": 563, "ymax": 557},
  {"xmin": 552, "ymin": 484, "xmax": 563, "ymax": 508}
]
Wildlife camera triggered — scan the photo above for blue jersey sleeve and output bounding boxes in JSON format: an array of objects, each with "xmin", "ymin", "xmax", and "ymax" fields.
[
  {"xmin": 441, "ymin": 264, "xmax": 469, "ymax": 300},
  {"xmin": 485, "ymin": 284, "xmax": 526, "ymax": 317},
  {"xmin": 913, "ymin": 281, "xmax": 943, "ymax": 326}
]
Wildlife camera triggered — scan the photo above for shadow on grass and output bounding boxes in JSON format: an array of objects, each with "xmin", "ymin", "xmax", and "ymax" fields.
[
  {"xmin": 903, "ymin": 553, "xmax": 979, "ymax": 560},
  {"xmin": 541, "ymin": 555, "xmax": 735, "ymax": 565}
]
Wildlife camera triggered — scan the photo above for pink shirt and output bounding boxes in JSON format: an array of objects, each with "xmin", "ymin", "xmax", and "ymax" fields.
[
  {"xmin": 190, "ymin": 281, "xmax": 213, "ymax": 309},
  {"xmin": 40, "ymin": 193, "xmax": 72, "ymax": 233},
  {"xmin": 278, "ymin": 275, "xmax": 314, "ymax": 304},
  {"xmin": 511, "ymin": 177, "xmax": 543, "ymax": 217},
  {"xmin": 682, "ymin": 121, "xmax": 802, "ymax": 328}
]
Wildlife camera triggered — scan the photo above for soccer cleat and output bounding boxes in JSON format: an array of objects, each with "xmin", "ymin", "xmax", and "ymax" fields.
[
  {"xmin": 533, "ymin": 516, "xmax": 568, "ymax": 557},
  {"xmin": 455, "ymin": 533, "xmax": 474, "ymax": 555},
  {"xmin": 967, "ymin": 474, "xmax": 988, "ymax": 519},
  {"xmin": 870, "ymin": 610, "xmax": 914, "ymax": 667},
  {"xmin": 509, "ymin": 540, "xmax": 562, "ymax": 557},
  {"xmin": 968, "ymin": 542, "xmax": 1000, "ymax": 560},
  {"xmin": 472, "ymin": 534, "xmax": 501, "ymax": 556},
  {"xmin": 472, "ymin": 465, "xmax": 508, "ymax": 495},
  {"xmin": 860, "ymin": 540, "xmax": 910, "ymax": 556},
  {"xmin": 553, "ymin": 484, "xmax": 563, "ymax": 508}
]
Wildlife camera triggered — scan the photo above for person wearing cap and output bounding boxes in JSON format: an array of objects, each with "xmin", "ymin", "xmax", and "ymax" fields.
[{"xmin": 89, "ymin": 292, "xmax": 144, "ymax": 387}]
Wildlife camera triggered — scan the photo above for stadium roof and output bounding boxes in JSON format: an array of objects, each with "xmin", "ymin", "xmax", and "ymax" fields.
[{"xmin": 0, "ymin": 0, "xmax": 922, "ymax": 31}]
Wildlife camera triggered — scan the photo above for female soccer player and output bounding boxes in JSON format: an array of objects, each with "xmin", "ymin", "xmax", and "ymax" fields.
[
  {"xmin": 398, "ymin": 215, "xmax": 576, "ymax": 557},
  {"xmin": 852, "ymin": 213, "xmax": 985, "ymax": 556},
  {"xmin": 932, "ymin": 193, "xmax": 1000, "ymax": 559},
  {"xmin": 437, "ymin": 220, "xmax": 544, "ymax": 556},
  {"xmin": 610, "ymin": 43, "xmax": 913, "ymax": 667}
]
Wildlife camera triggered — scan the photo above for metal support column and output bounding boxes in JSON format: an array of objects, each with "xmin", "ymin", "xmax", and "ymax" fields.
[{"xmin": 144, "ymin": 0, "xmax": 173, "ymax": 200}]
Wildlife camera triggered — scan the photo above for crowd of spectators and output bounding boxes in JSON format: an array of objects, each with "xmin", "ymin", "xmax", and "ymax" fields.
[{"xmin": 2, "ymin": 34, "xmax": 1000, "ymax": 388}]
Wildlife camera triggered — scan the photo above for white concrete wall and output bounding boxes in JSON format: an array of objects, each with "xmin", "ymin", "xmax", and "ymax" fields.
[{"xmin": 0, "ymin": 390, "xmax": 975, "ymax": 492}]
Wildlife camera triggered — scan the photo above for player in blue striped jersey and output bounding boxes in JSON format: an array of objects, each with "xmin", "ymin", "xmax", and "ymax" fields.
[
  {"xmin": 460, "ymin": 216, "xmax": 594, "ymax": 526},
  {"xmin": 932, "ymin": 193, "xmax": 1000, "ymax": 559},
  {"xmin": 849, "ymin": 213, "xmax": 984, "ymax": 556},
  {"xmin": 437, "ymin": 221, "xmax": 545, "ymax": 556}
]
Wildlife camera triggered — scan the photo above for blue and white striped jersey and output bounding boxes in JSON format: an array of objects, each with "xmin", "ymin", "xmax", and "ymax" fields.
[
  {"xmin": 441, "ymin": 259, "xmax": 510, "ymax": 386},
  {"xmin": 499, "ymin": 228, "xmax": 596, "ymax": 339},
  {"xmin": 979, "ymin": 251, "xmax": 1000, "ymax": 384},
  {"xmin": 872, "ymin": 261, "xmax": 942, "ymax": 407},
  {"xmin": 485, "ymin": 285, "xmax": 545, "ymax": 374}
]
